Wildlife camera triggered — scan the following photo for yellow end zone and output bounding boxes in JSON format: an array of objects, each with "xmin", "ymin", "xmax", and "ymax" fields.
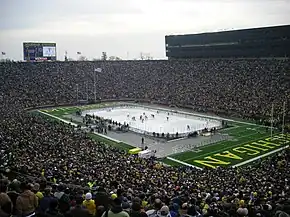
[{"xmin": 193, "ymin": 134, "xmax": 290, "ymax": 169}]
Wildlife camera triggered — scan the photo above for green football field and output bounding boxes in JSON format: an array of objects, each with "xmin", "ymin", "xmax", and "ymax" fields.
[
  {"xmin": 166, "ymin": 123, "xmax": 289, "ymax": 169},
  {"xmin": 38, "ymin": 103, "xmax": 290, "ymax": 169}
]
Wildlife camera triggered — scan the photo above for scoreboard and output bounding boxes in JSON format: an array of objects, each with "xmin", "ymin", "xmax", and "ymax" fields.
[{"xmin": 23, "ymin": 42, "xmax": 57, "ymax": 61}]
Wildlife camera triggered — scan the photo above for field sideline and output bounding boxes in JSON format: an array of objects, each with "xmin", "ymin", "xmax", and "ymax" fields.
[{"xmin": 38, "ymin": 103, "xmax": 290, "ymax": 169}]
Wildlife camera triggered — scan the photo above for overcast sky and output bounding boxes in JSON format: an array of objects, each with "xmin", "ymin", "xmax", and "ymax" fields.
[{"xmin": 0, "ymin": 0, "xmax": 290, "ymax": 60}]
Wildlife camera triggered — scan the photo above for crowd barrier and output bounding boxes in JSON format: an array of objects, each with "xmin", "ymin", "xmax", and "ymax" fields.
[{"xmin": 172, "ymin": 134, "xmax": 230, "ymax": 154}]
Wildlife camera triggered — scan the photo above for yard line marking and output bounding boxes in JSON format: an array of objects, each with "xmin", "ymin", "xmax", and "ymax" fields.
[
  {"xmin": 232, "ymin": 145, "xmax": 289, "ymax": 167},
  {"xmin": 184, "ymin": 133, "xmax": 272, "ymax": 161},
  {"xmin": 170, "ymin": 131, "xmax": 266, "ymax": 159},
  {"xmin": 182, "ymin": 133, "xmax": 280, "ymax": 163},
  {"xmin": 167, "ymin": 137, "xmax": 188, "ymax": 143},
  {"xmin": 166, "ymin": 157, "xmax": 203, "ymax": 170},
  {"xmin": 220, "ymin": 125, "xmax": 241, "ymax": 131},
  {"xmin": 224, "ymin": 126, "xmax": 265, "ymax": 135}
]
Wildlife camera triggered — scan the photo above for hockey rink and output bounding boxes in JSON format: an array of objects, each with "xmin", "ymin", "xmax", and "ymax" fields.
[{"xmin": 83, "ymin": 107, "xmax": 221, "ymax": 134}]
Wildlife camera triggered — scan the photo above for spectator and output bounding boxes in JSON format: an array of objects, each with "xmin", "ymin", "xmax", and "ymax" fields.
[
  {"xmin": 121, "ymin": 200, "xmax": 131, "ymax": 213},
  {"xmin": 95, "ymin": 187, "xmax": 109, "ymax": 209},
  {"xmin": 83, "ymin": 192, "xmax": 96, "ymax": 216},
  {"xmin": 146, "ymin": 199, "xmax": 163, "ymax": 217},
  {"xmin": 275, "ymin": 211, "xmax": 290, "ymax": 217},
  {"xmin": 44, "ymin": 198, "xmax": 64, "ymax": 217},
  {"xmin": 169, "ymin": 203, "xmax": 179, "ymax": 217},
  {"xmin": 157, "ymin": 206, "xmax": 171, "ymax": 217},
  {"xmin": 102, "ymin": 198, "xmax": 129, "ymax": 217},
  {"xmin": 96, "ymin": 205, "xmax": 106, "ymax": 217},
  {"xmin": 183, "ymin": 205, "xmax": 201, "ymax": 217},
  {"xmin": 39, "ymin": 187, "xmax": 54, "ymax": 213},
  {"xmin": 16, "ymin": 181, "xmax": 38, "ymax": 217},
  {"xmin": 54, "ymin": 185, "xmax": 70, "ymax": 214},
  {"xmin": 7, "ymin": 179, "xmax": 20, "ymax": 216},
  {"xmin": 32, "ymin": 183, "xmax": 44, "ymax": 201},
  {"xmin": 0, "ymin": 179, "xmax": 13, "ymax": 217},
  {"xmin": 67, "ymin": 196, "xmax": 91, "ymax": 217},
  {"xmin": 0, "ymin": 59, "xmax": 289, "ymax": 217},
  {"xmin": 131, "ymin": 202, "xmax": 148, "ymax": 217}
]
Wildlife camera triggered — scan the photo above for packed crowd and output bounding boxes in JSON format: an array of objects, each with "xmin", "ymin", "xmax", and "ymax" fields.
[
  {"xmin": 0, "ymin": 59, "xmax": 290, "ymax": 217},
  {"xmin": 1, "ymin": 59, "xmax": 289, "ymax": 119}
]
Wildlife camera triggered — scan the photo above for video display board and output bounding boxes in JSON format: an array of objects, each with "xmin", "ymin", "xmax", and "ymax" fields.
[{"xmin": 23, "ymin": 42, "xmax": 57, "ymax": 61}]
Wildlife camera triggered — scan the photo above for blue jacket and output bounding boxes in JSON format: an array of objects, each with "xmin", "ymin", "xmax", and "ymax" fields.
[{"xmin": 39, "ymin": 196, "xmax": 54, "ymax": 213}]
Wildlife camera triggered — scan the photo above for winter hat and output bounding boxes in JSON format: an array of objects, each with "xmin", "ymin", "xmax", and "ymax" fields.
[
  {"xmin": 159, "ymin": 206, "xmax": 170, "ymax": 216},
  {"xmin": 35, "ymin": 191, "xmax": 44, "ymax": 200},
  {"xmin": 154, "ymin": 199, "xmax": 162, "ymax": 210},
  {"xmin": 32, "ymin": 183, "xmax": 40, "ymax": 191},
  {"xmin": 263, "ymin": 204, "xmax": 272, "ymax": 211},
  {"xmin": 132, "ymin": 197, "xmax": 142, "ymax": 205},
  {"xmin": 122, "ymin": 201, "xmax": 131, "ymax": 209},
  {"xmin": 132, "ymin": 202, "xmax": 142, "ymax": 211},
  {"xmin": 237, "ymin": 207, "xmax": 249, "ymax": 216},
  {"xmin": 239, "ymin": 199, "xmax": 245, "ymax": 207},
  {"xmin": 85, "ymin": 192, "xmax": 92, "ymax": 200},
  {"xmin": 113, "ymin": 198, "xmax": 122, "ymax": 206},
  {"xmin": 54, "ymin": 191, "xmax": 64, "ymax": 199},
  {"xmin": 9, "ymin": 180, "xmax": 21, "ymax": 191},
  {"xmin": 275, "ymin": 211, "xmax": 290, "ymax": 217}
]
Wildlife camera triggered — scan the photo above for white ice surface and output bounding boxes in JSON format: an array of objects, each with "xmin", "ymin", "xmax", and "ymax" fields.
[{"xmin": 84, "ymin": 107, "xmax": 221, "ymax": 134}]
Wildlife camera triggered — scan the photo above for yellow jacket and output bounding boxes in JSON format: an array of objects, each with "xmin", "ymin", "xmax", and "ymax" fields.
[{"xmin": 83, "ymin": 199, "xmax": 96, "ymax": 216}]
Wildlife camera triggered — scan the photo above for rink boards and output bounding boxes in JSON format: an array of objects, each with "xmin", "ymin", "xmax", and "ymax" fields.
[
  {"xmin": 82, "ymin": 105, "xmax": 222, "ymax": 137},
  {"xmin": 39, "ymin": 102, "xmax": 290, "ymax": 169}
]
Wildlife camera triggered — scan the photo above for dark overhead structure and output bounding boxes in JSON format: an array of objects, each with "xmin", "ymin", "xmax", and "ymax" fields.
[{"xmin": 165, "ymin": 25, "xmax": 290, "ymax": 59}]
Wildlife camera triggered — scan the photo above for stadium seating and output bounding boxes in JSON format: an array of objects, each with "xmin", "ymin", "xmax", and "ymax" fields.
[{"xmin": 0, "ymin": 59, "xmax": 289, "ymax": 217}]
